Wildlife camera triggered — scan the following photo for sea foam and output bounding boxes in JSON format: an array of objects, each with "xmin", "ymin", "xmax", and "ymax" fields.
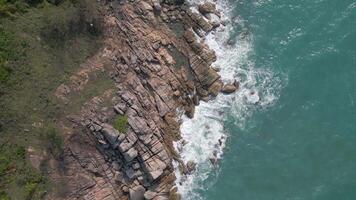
[{"xmin": 174, "ymin": 0, "xmax": 283, "ymax": 199}]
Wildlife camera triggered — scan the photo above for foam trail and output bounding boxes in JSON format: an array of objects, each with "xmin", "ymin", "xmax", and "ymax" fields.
[{"xmin": 174, "ymin": 1, "xmax": 283, "ymax": 199}]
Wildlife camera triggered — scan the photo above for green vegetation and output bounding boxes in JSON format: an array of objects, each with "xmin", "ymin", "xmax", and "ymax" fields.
[
  {"xmin": 0, "ymin": 191, "xmax": 11, "ymax": 200},
  {"xmin": 114, "ymin": 115, "xmax": 129, "ymax": 133},
  {"xmin": 0, "ymin": 144, "xmax": 47, "ymax": 200},
  {"xmin": 0, "ymin": 0, "xmax": 104, "ymax": 198}
]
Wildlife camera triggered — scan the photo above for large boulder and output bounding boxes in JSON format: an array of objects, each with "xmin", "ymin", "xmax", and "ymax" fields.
[
  {"xmin": 129, "ymin": 185, "xmax": 146, "ymax": 200},
  {"xmin": 123, "ymin": 147, "xmax": 138, "ymax": 162},
  {"xmin": 221, "ymin": 83, "xmax": 238, "ymax": 94},
  {"xmin": 101, "ymin": 124, "xmax": 121, "ymax": 146},
  {"xmin": 198, "ymin": 2, "xmax": 216, "ymax": 15}
]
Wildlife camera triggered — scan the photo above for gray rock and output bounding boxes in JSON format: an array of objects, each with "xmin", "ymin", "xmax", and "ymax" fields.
[
  {"xmin": 114, "ymin": 171, "xmax": 123, "ymax": 182},
  {"xmin": 144, "ymin": 190, "xmax": 158, "ymax": 200},
  {"xmin": 149, "ymin": 169, "xmax": 164, "ymax": 180},
  {"xmin": 123, "ymin": 147, "xmax": 138, "ymax": 162},
  {"xmin": 114, "ymin": 103, "xmax": 127, "ymax": 114},
  {"xmin": 129, "ymin": 185, "xmax": 146, "ymax": 200},
  {"xmin": 153, "ymin": 2, "xmax": 161, "ymax": 14},
  {"xmin": 101, "ymin": 124, "xmax": 120, "ymax": 146},
  {"xmin": 128, "ymin": 116, "xmax": 151, "ymax": 135},
  {"xmin": 118, "ymin": 141, "xmax": 134, "ymax": 153},
  {"xmin": 125, "ymin": 167, "xmax": 136, "ymax": 179},
  {"xmin": 154, "ymin": 94, "xmax": 169, "ymax": 117}
]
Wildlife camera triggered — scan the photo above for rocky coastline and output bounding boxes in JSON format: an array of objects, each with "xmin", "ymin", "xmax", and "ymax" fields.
[{"xmin": 49, "ymin": 0, "xmax": 237, "ymax": 199}]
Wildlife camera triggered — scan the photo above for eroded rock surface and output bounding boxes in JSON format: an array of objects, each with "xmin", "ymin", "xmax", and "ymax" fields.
[{"xmin": 49, "ymin": 0, "xmax": 230, "ymax": 199}]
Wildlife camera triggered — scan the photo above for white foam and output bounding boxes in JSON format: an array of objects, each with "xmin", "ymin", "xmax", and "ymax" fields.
[{"xmin": 174, "ymin": 0, "xmax": 284, "ymax": 199}]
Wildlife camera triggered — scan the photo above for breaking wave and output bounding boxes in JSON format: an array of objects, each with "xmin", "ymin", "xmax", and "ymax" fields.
[{"xmin": 174, "ymin": 0, "xmax": 284, "ymax": 199}]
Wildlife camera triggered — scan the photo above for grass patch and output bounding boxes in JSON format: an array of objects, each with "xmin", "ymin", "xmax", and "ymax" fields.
[
  {"xmin": 0, "ymin": 143, "xmax": 47, "ymax": 200},
  {"xmin": 113, "ymin": 115, "xmax": 128, "ymax": 133},
  {"xmin": 0, "ymin": 0, "xmax": 105, "ymax": 198}
]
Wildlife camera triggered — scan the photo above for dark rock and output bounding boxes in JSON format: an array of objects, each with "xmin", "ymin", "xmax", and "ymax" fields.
[
  {"xmin": 193, "ymin": 95, "xmax": 199, "ymax": 106},
  {"xmin": 153, "ymin": 2, "xmax": 162, "ymax": 14},
  {"xmin": 163, "ymin": 0, "xmax": 184, "ymax": 5},
  {"xmin": 198, "ymin": 2, "xmax": 216, "ymax": 15},
  {"xmin": 186, "ymin": 160, "xmax": 196, "ymax": 174}
]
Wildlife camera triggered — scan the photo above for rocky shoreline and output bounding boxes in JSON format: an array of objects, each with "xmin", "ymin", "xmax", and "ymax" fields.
[{"xmin": 49, "ymin": 0, "xmax": 237, "ymax": 199}]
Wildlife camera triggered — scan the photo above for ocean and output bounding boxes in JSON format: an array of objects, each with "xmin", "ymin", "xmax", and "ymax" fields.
[{"xmin": 175, "ymin": 0, "xmax": 356, "ymax": 199}]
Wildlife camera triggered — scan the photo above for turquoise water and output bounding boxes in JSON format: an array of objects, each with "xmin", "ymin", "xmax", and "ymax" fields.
[{"xmin": 200, "ymin": 0, "xmax": 356, "ymax": 199}]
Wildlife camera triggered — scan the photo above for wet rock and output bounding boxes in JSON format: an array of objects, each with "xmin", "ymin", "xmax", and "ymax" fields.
[
  {"xmin": 198, "ymin": 2, "xmax": 216, "ymax": 15},
  {"xmin": 130, "ymin": 185, "xmax": 146, "ymax": 200},
  {"xmin": 208, "ymin": 80, "xmax": 223, "ymax": 96},
  {"xmin": 193, "ymin": 95, "xmax": 199, "ymax": 106},
  {"xmin": 209, "ymin": 157, "xmax": 218, "ymax": 168},
  {"xmin": 185, "ymin": 104, "xmax": 195, "ymax": 118},
  {"xmin": 221, "ymin": 83, "xmax": 238, "ymax": 94},
  {"xmin": 186, "ymin": 160, "xmax": 196, "ymax": 174},
  {"xmin": 207, "ymin": 13, "xmax": 221, "ymax": 29}
]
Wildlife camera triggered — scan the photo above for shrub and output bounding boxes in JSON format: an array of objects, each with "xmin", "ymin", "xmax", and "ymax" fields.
[
  {"xmin": 0, "ymin": 191, "xmax": 11, "ymax": 200},
  {"xmin": 113, "ymin": 115, "xmax": 128, "ymax": 133},
  {"xmin": 0, "ymin": 28, "xmax": 19, "ymax": 83},
  {"xmin": 40, "ymin": 0, "xmax": 103, "ymax": 48}
]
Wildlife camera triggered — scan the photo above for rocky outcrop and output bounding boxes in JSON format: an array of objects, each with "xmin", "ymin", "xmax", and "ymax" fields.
[
  {"xmin": 221, "ymin": 82, "xmax": 239, "ymax": 94},
  {"xmin": 50, "ymin": 0, "xmax": 234, "ymax": 199}
]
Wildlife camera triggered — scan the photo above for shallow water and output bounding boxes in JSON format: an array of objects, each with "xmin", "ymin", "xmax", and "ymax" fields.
[{"xmin": 177, "ymin": 0, "xmax": 356, "ymax": 199}]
